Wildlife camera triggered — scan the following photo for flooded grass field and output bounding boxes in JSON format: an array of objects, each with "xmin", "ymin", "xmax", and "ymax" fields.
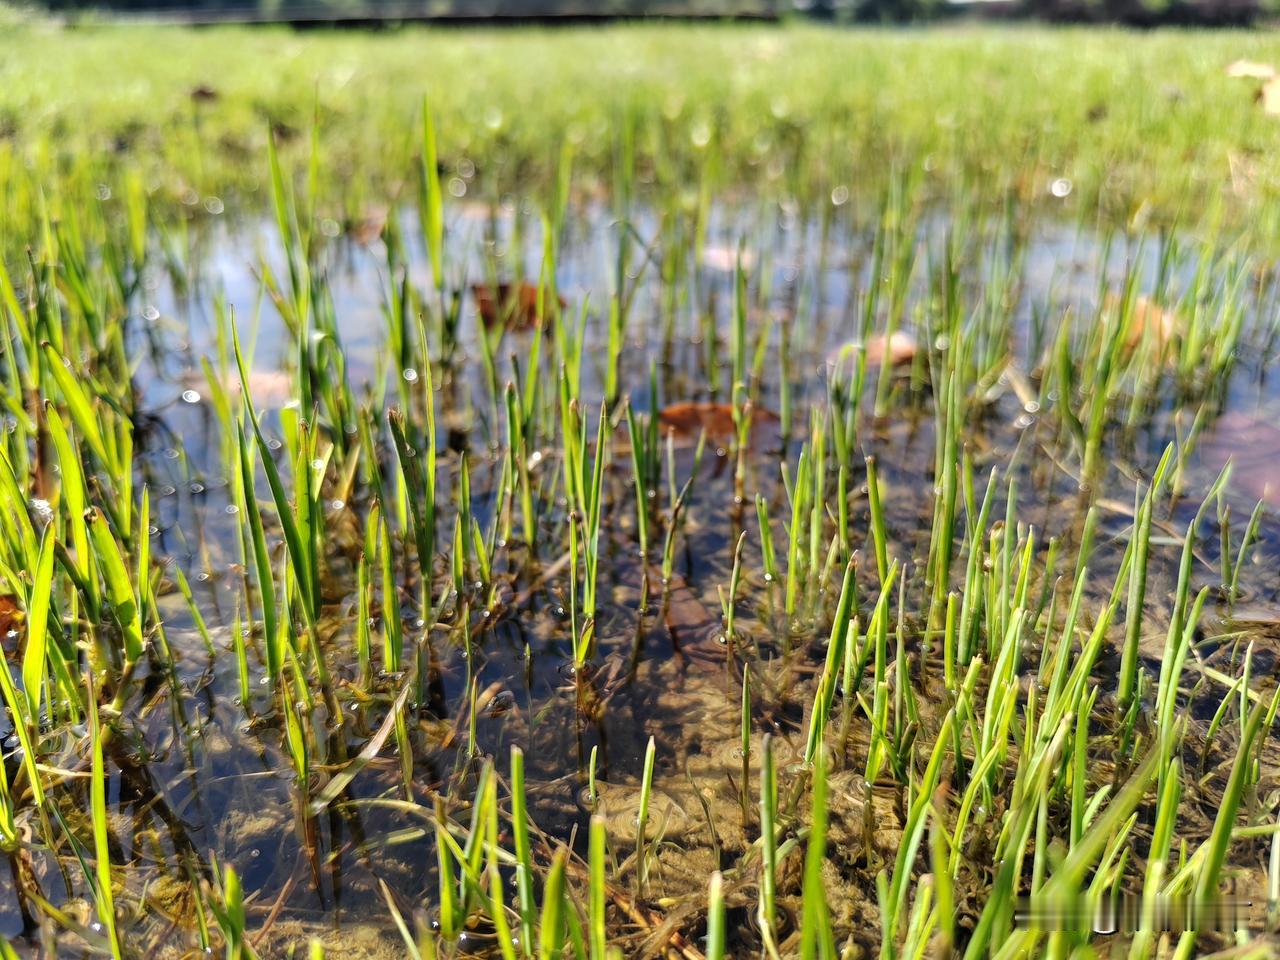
[{"xmin": 5, "ymin": 20, "xmax": 1280, "ymax": 960}]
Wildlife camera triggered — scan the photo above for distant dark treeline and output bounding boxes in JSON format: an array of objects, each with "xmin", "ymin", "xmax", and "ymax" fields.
[{"xmin": 25, "ymin": 0, "xmax": 1272, "ymax": 26}]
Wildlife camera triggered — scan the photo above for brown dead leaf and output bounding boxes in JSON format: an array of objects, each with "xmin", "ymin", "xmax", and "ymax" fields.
[
  {"xmin": 234, "ymin": 370, "xmax": 294, "ymax": 406},
  {"xmin": 181, "ymin": 368, "xmax": 296, "ymax": 407},
  {"xmin": 866, "ymin": 331, "xmax": 918, "ymax": 367},
  {"xmin": 348, "ymin": 208, "xmax": 387, "ymax": 247},
  {"xmin": 1200, "ymin": 410, "xmax": 1280, "ymax": 507},
  {"xmin": 1227, "ymin": 59, "xmax": 1276, "ymax": 79},
  {"xmin": 471, "ymin": 281, "xmax": 565, "ymax": 332},
  {"xmin": 657, "ymin": 402, "xmax": 780, "ymax": 441},
  {"xmin": 1131, "ymin": 295, "xmax": 1177, "ymax": 347},
  {"xmin": 0, "ymin": 594, "xmax": 22, "ymax": 663},
  {"xmin": 828, "ymin": 330, "xmax": 918, "ymax": 370},
  {"xmin": 1103, "ymin": 293, "xmax": 1177, "ymax": 351}
]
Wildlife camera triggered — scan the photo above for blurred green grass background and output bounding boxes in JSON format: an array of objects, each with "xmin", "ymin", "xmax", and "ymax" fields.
[{"xmin": 2, "ymin": 22, "xmax": 1280, "ymax": 237}]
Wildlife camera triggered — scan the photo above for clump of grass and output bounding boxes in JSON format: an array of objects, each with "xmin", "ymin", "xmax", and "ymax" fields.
[{"xmin": 1, "ymin": 42, "xmax": 1278, "ymax": 960}]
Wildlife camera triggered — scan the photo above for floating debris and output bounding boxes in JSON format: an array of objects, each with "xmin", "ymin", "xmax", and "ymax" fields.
[
  {"xmin": 657, "ymin": 401, "xmax": 780, "ymax": 442},
  {"xmin": 471, "ymin": 280, "xmax": 566, "ymax": 331},
  {"xmin": 828, "ymin": 330, "xmax": 918, "ymax": 369}
]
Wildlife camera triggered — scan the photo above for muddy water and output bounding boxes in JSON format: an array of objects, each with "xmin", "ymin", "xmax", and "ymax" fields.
[{"xmin": 31, "ymin": 199, "xmax": 1280, "ymax": 954}]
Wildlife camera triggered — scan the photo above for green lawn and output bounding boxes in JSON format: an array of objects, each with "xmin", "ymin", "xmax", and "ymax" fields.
[{"xmin": 2, "ymin": 21, "xmax": 1280, "ymax": 232}]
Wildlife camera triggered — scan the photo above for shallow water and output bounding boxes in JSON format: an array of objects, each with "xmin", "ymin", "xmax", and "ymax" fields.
[{"xmin": 15, "ymin": 195, "xmax": 1280, "ymax": 954}]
